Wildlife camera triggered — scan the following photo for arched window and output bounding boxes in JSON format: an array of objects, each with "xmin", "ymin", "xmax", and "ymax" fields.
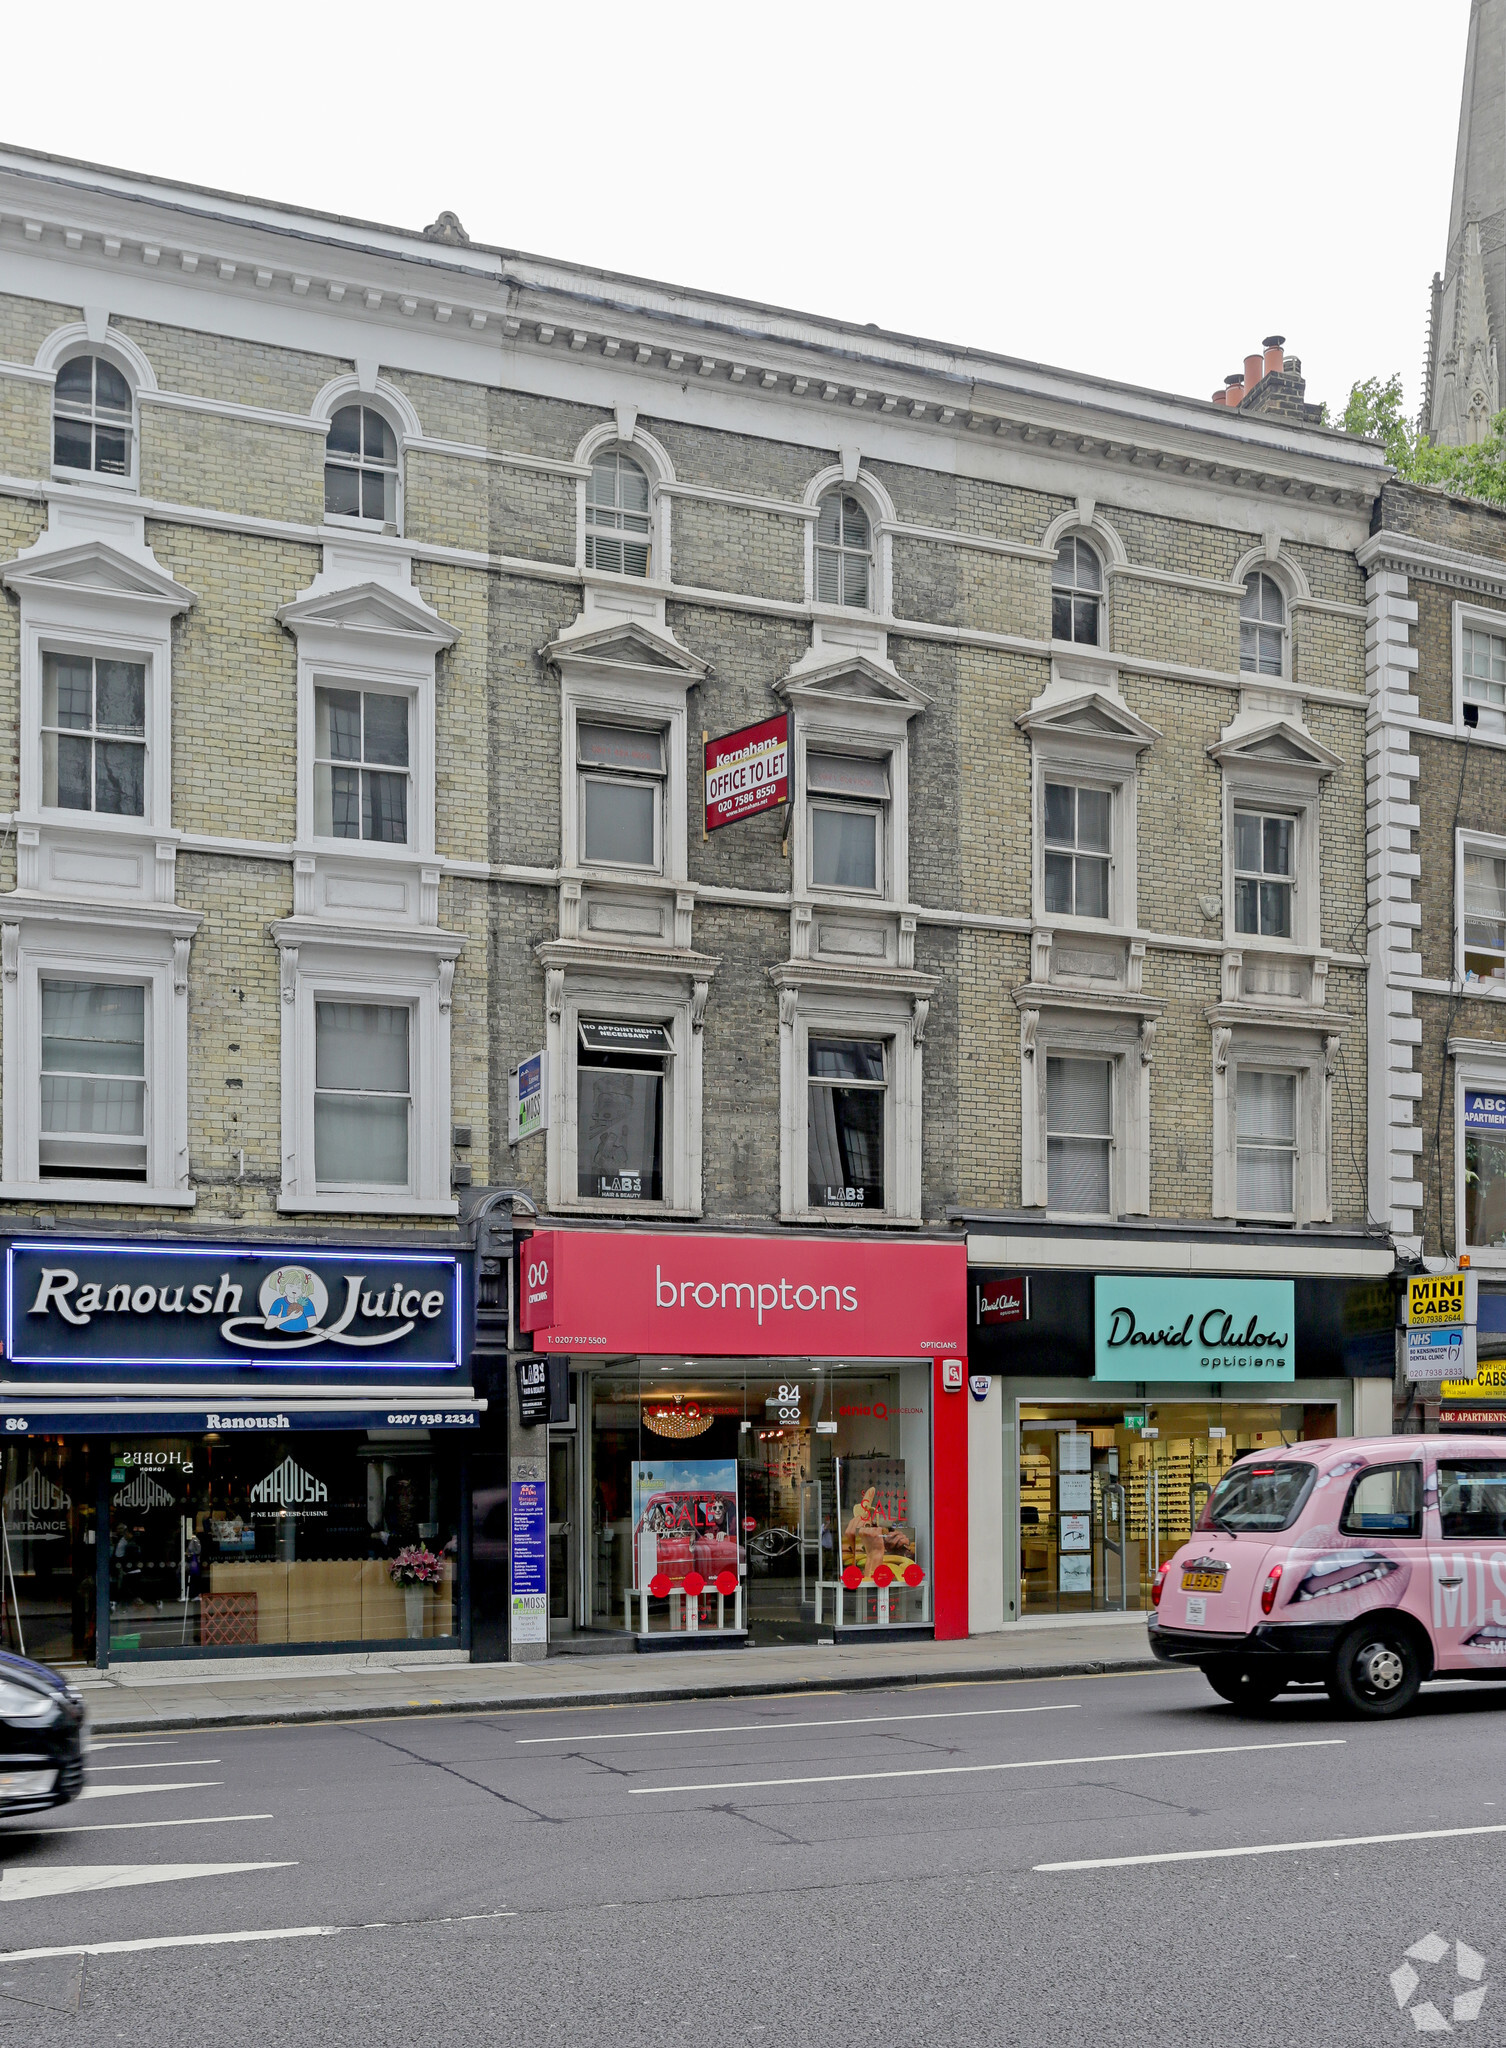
[
  {"xmin": 814, "ymin": 493, "xmax": 872, "ymax": 608},
  {"xmin": 53, "ymin": 354, "xmax": 133, "ymax": 478},
  {"xmin": 1051, "ymin": 536, "xmax": 1102, "ymax": 644},
  {"xmin": 1241, "ymin": 572, "xmax": 1285, "ymax": 676},
  {"xmin": 324, "ymin": 404, "xmax": 400, "ymax": 526},
  {"xmin": 586, "ymin": 452, "xmax": 652, "ymax": 576}
]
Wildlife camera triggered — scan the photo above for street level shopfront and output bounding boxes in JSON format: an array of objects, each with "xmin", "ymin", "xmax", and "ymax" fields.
[
  {"xmin": 964, "ymin": 1227, "xmax": 1397, "ymax": 1624},
  {"xmin": 0, "ymin": 1237, "xmax": 481, "ymax": 1667},
  {"xmin": 517, "ymin": 1228, "xmax": 968, "ymax": 1645}
]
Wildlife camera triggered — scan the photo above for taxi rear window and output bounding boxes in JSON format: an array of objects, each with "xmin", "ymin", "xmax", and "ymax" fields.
[{"xmin": 1196, "ymin": 1460, "xmax": 1316, "ymax": 1533}]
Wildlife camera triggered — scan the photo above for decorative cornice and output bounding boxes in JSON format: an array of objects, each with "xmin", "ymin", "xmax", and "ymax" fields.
[{"xmin": 1010, "ymin": 981, "xmax": 1164, "ymax": 1020}]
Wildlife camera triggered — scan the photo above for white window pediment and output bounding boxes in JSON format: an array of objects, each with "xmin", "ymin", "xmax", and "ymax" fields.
[
  {"xmin": 276, "ymin": 579, "xmax": 457, "ymax": 652},
  {"xmin": 1016, "ymin": 681, "xmax": 1160, "ymax": 760},
  {"xmin": 1207, "ymin": 717, "xmax": 1341, "ymax": 781},
  {"xmin": 545, "ymin": 618, "xmax": 709, "ymax": 685},
  {"xmin": 3, "ymin": 539, "xmax": 194, "ymax": 611}
]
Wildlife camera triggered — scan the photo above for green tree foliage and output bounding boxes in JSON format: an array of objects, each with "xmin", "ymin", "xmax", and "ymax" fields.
[{"xmin": 1335, "ymin": 372, "xmax": 1506, "ymax": 505}]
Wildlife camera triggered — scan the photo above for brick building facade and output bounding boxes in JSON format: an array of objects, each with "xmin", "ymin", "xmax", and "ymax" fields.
[{"xmin": 0, "ymin": 145, "xmax": 1391, "ymax": 1663}]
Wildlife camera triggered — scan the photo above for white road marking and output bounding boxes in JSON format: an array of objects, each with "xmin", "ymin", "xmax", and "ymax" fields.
[
  {"xmin": 518, "ymin": 1703, "xmax": 1079, "ymax": 1745},
  {"xmin": 0, "ymin": 1909, "xmax": 517, "ymax": 1963},
  {"xmin": 0, "ymin": 1862, "xmax": 293, "ymax": 1903},
  {"xmin": 14, "ymin": 1815, "xmax": 272, "ymax": 1836},
  {"xmin": 1036, "ymin": 1821, "xmax": 1506, "ymax": 1872},
  {"xmin": 87, "ymin": 1741, "xmax": 179, "ymax": 1752},
  {"xmin": 87, "ymin": 1760, "xmax": 220, "ymax": 1772},
  {"xmin": 78, "ymin": 1782, "xmax": 221, "ymax": 1802},
  {"xmin": 629, "ymin": 1737, "xmax": 1346, "ymax": 1796}
]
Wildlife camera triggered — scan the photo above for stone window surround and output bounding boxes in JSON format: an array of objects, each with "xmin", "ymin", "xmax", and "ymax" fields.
[
  {"xmin": 1210, "ymin": 1024, "xmax": 1336, "ymax": 1227},
  {"xmin": 775, "ymin": 977, "xmax": 926, "ymax": 1226},
  {"xmin": 1232, "ymin": 543, "xmax": 1303, "ymax": 682},
  {"xmin": 36, "ymin": 321, "xmax": 157, "ymax": 498},
  {"xmin": 783, "ymin": 658, "xmax": 924, "ymax": 916},
  {"xmin": 1456, "ymin": 826, "xmax": 1506, "ymax": 993},
  {"xmin": 556, "ymin": 647, "xmax": 696, "ymax": 888},
  {"xmin": 1041, "ymin": 503, "xmax": 1122, "ymax": 651},
  {"xmin": 1451, "ymin": 1037, "xmax": 1506, "ymax": 1267},
  {"xmin": 273, "ymin": 920, "xmax": 462, "ymax": 1218},
  {"xmin": 1017, "ymin": 1002, "xmax": 1153, "ymax": 1219},
  {"xmin": 1450, "ymin": 596, "xmax": 1506, "ymax": 737},
  {"xmin": 310, "ymin": 373, "xmax": 421, "ymax": 542},
  {"xmin": 541, "ymin": 958, "xmax": 707, "ymax": 1219},
  {"xmin": 0, "ymin": 903, "xmax": 199, "ymax": 1207},
  {"xmin": 1018, "ymin": 662, "xmax": 1158, "ymax": 938},
  {"xmin": 574, "ymin": 413, "xmax": 674, "ymax": 587},
  {"xmin": 1209, "ymin": 707, "xmax": 1338, "ymax": 961},
  {"xmin": 276, "ymin": 558, "xmax": 457, "ymax": 929},
  {"xmin": 802, "ymin": 459, "xmax": 895, "ymax": 618}
]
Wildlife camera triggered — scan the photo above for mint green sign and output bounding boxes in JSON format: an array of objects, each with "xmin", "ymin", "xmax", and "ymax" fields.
[{"xmin": 1093, "ymin": 1276, "xmax": 1295, "ymax": 1382}]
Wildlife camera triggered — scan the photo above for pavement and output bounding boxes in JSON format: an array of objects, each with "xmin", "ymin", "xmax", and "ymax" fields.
[
  {"xmin": 72, "ymin": 1614, "xmax": 1160, "ymax": 1733},
  {"xmin": 9, "ymin": 1665, "xmax": 1506, "ymax": 2045}
]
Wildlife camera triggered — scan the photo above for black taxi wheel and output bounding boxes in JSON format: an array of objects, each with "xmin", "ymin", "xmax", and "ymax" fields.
[
  {"xmin": 1203, "ymin": 1658, "xmax": 1286, "ymax": 1708},
  {"xmin": 1329, "ymin": 1623, "xmax": 1423, "ymax": 1719}
]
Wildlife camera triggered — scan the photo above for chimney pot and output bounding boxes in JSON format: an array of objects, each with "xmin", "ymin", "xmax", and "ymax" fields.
[
  {"xmin": 1285, "ymin": 356, "xmax": 1301, "ymax": 377},
  {"xmin": 1244, "ymin": 351, "xmax": 1264, "ymax": 391},
  {"xmin": 1224, "ymin": 373, "xmax": 1246, "ymax": 405},
  {"xmin": 1212, "ymin": 388, "xmax": 1229, "ymax": 405},
  {"xmin": 1263, "ymin": 340, "xmax": 1285, "ymax": 378}
]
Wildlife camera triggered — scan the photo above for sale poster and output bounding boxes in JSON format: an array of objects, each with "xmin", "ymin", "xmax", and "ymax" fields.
[
  {"xmin": 631, "ymin": 1458, "xmax": 739, "ymax": 1589},
  {"xmin": 838, "ymin": 1456, "xmax": 917, "ymax": 1584}
]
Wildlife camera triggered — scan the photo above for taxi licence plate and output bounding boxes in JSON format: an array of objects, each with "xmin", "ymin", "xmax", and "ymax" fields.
[{"xmin": 1181, "ymin": 1569, "xmax": 1226, "ymax": 1593}]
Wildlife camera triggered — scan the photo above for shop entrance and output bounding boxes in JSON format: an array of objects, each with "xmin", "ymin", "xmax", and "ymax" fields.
[
  {"xmin": 1018, "ymin": 1400, "xmax": 1337, "ymax": 1615},
  {"xmin": 548, "ymin": 1433, "xmax": 577, "ymax": 1637},
  {"xmin": 585, "ymin": 1360, "xmax": 934, "ymax": 1644},
  {"xmin": 0, "ymin": 1439, "xmax": 99, "ymax": 1667}
]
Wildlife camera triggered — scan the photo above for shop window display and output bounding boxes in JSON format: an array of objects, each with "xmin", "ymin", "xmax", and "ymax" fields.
[
  {"xmin": 1017, "ymin": 1402, "xmax": 1337, "ymax": 1615},
  {"xmin": 586, "ymin": 1362, "xmax": 932, "ymax": 1641},
  {"xmin": 104, "ymin": 1433, "xmax": 459, "ymax": 1654}
]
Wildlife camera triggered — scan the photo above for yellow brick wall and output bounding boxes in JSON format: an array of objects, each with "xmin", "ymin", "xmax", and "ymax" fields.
[
  {"xmin": 112, "ymin": 317, "xmax": 343, "ymax": 412},
  {"xmin": 0, "ymin": 294, "xmax": 82, "ymax": 365},
  {"xmin": 404, "ymin": 448, "xmax": 487, "ymax": 552},
  {"xmin": 1111, "ymin": 575, "xmax": 1239, "ymax": 673},
  {"xmin": 146, "ymin": 522, "xmax": 314, "ymax": 841},
  {"xmin": 139, "ymin": 408, "xmax": 323, "ymax": 523}
]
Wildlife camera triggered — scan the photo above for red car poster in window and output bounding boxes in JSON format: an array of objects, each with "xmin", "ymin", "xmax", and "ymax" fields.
[
  {"xmin": 631, "ymin": 1458, "xmax": 740, "ymax": 1591},
  {"xmin": 704, "ymin": 715, "xmax": 788, "ymax": 831}
]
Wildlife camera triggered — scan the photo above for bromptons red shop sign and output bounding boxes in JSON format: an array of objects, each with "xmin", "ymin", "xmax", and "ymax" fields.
[{"xmin": 518, "ymin": 1231, "xmax": 966, "ymax": 1357}]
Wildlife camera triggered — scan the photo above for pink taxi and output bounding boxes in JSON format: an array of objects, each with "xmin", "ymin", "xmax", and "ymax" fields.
[{"xmin": 1149, "ymin": 1434, "xmax": 1506, "ymax": 1717}]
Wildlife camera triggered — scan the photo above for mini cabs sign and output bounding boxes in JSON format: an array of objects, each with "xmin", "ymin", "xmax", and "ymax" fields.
[{"xmin": 1407, "ymin": 1274, "xmax": 1469, "ymax": 1328}]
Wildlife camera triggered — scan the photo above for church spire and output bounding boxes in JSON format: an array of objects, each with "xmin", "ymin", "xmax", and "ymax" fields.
[{"xmin": 1426, "ymin": 0, "xmax": 1506, "ymax": 444}]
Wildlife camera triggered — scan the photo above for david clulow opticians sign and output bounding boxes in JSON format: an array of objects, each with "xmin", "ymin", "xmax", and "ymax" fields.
[
  {"xmin": 5, "ymin": 1243, "xmax": 464, "ymax": 1373},
  {"xmin": 1092, "ymin": 1276, "xmax": 1295, "ymax": 1382}
]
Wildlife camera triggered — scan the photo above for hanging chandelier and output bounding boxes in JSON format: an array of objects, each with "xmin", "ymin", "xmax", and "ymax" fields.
[{"xmin": 644, "ymin": 1395, "xmax": 715, "ymax": 1439}]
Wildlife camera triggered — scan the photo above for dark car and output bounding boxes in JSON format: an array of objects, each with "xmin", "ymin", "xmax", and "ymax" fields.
[{"xmin": 0, "ymin": 1649, "xmax": 85, "ymax": 1812}]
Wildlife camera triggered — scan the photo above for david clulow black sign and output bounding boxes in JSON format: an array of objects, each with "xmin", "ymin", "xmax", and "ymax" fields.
[{"xmin": 6, "ymin": 1242, "xmax": 464, "ymax": 1373}]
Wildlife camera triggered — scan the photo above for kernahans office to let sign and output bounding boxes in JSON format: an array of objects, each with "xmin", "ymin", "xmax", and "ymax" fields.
[{"xmin": 1093, "ymin": 1276, "xmax": 1295, "ymax": 1382}]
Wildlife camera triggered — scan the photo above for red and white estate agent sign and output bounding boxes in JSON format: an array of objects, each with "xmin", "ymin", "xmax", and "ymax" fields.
[{"xmin": 704, "ymin": 715, "xmax": 789, "ymax": 831}]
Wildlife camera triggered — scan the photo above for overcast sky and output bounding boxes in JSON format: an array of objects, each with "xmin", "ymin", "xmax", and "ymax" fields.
[{"xmin": 3, "ymin": 2, "xmax": 1471, "ymax": 419}]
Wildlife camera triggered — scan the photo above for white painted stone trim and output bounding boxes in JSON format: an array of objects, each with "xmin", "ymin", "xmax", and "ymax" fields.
[{"xmin": 1364, "ymin": 564, "xmax": 1423, "ymax": 1248}]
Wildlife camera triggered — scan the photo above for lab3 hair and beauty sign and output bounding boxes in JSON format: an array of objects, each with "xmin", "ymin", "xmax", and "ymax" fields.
[
  {"xmin": 7, "ymin": 1242, "xmax": 464, "ymax": 1375},
  {"xmin": 1093, "ymin": 1276, "xmax": 1295, "ymax": 1382}
]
